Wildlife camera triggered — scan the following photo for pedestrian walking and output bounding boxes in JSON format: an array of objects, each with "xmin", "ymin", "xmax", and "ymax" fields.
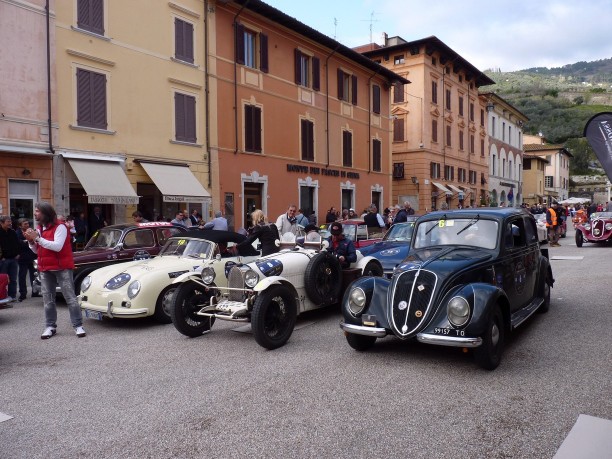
[
  {"xmin": 24, "ymin": 202, "xmax": 86, "ymax": 339},
  {"xmin": 16, "ymin": 218, "xmax": 38, "ymax": 301},
  {"xmin": 546, "ymin": 201, "xmax": 560, "ymax": 247},
  {"xmin": 0, "ymin": 215, "xmax": 20, "ymax": 302}
]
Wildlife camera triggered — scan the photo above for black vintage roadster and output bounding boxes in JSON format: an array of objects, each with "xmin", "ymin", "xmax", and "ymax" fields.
[{"xmin": 340, "ymin": 208, "xmax": 554, "ymax": 370}]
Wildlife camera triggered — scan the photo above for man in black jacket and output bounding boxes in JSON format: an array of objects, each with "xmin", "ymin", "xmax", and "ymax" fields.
[
  {"xmin": 0, "ymin": 216, "xmax": 20, "ymax": 302},
  {"xmin": 16, "ymin": 219, "xmax": 38, "ymax": 301}
]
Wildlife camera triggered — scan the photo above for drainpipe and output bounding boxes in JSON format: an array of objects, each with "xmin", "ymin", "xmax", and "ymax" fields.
[
  {"xmin": 204, "ymin": 1, "xmax": 211, "ymax": 187},
  {"xmin": 325, "ymin": 45, "xmax": 340, "ymax": 167},
  {"xmin": 233, "ymin": 0, "xmax": 251, "ymax": 154},
  {"xmin": 45, "ymin": 0, "xmax": 54, "ymax": 153},
  {"xmin": 366, "ymin": 69, "xmax": 380, "ymax": 174}
]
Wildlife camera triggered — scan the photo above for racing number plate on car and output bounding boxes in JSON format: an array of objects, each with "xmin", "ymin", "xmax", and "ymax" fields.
[{"xmin": 84, "ymin": 310, "xmax": 103, "ymax": 321}]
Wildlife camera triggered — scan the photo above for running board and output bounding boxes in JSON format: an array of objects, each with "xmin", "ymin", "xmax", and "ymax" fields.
[{"xmin": 510, "ymin": 298, "xmax": 544, "ymax": 329}]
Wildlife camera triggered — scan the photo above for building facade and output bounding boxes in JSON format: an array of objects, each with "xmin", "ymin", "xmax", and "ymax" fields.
[
  {"xmin": 521, "ymin": 154, "xmax": 548, "ymax": 205},
  {"xmin": 54, "ymin": 0, "xmax": 211, "ymax": 226},
  {"xmin": 0, "ymin": 0, "xmax": 56, "ymax": 223},
  {"xmin": 358, "ymin": 36, "xmax": 494, "ymax": 212},
  {"xmin": 482, "ymin": 93, "xmax": 528, "ymax": 207},
  {"xmin": 209, "ymin": 1, "xmax": 407, "ymax": 230},
  {"xmin": 523, "ymin": 134, "xmax": 572, "ymax": 204}
]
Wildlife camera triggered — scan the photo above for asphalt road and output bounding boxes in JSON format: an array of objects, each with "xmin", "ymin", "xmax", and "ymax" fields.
[{"xmin": 1, "ymin": 223, "xmax": 611, "ymax": 459}]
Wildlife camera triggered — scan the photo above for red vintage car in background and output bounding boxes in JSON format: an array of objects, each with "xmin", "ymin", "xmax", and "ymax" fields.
[
  {"xmin": 322, "ymin": 220, "xmax": 384, "ymax": 249},
  {"xmin": 575, "ymin": 212, "xmax": 612, "ymax": 247}
]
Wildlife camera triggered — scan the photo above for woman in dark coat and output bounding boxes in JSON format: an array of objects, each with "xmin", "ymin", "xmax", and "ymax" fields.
[{"xmin": 236, "ymin": 209, "xmax": 279, "ymax": 256}]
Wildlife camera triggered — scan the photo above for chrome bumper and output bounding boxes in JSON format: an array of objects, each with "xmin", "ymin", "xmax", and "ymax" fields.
[
  {"xmin": 340, "ymin": 322, "xmax": 388, "ymax": 338},
  {"xmin": 416, "ymin": 333, "xmax": 482, "ymax": 348}
]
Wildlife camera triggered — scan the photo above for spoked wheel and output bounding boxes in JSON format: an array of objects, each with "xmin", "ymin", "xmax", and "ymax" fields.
[
  {"xmin": 473, "ymin": 307, "xmax": 505, "ymax": 371},
  {"xmin": 153, "ymin": 286, "xmax": 176, "ymax": 324},
  {"xmin": 170, "ymin": 281, "xmax": 216, "ymax": 337},
  {"xmin": 304, "ymin": 253, "xmax": 342, "ymax": 304},
  {"xmin": 345, "ymin": 333, "xmax": 377, "ymax": 351},
  {"xmin": 251, "ymin": 285, "xmax": 297, "ymax": 350}
]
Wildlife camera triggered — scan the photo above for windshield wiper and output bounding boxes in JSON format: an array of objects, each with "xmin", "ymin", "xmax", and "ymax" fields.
[
  {"xmin": 456, "ymin": 215, "xmax": 480, "ymax": 236},
  {"xmin": 425, "ymin": 214, "xmax": 446, "ymax": 236}
]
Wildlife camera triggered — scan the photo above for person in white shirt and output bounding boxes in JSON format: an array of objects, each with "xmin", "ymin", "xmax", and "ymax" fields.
[{"xmin": 276, "ymin": 204, "xmax": 299, "ymax": 235}]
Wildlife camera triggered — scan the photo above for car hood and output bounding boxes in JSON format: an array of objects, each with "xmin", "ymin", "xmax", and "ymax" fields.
[
  {"xmin": 73, "ymin": 248, "xmax": 121, "ymax": 263},
  {"xmin": 397, "ymin": 246, "xmax": 493, "ymax": 277},
  {"xmin": 357, "ymin": 241, "xmax": 411, "ymax": 270}
]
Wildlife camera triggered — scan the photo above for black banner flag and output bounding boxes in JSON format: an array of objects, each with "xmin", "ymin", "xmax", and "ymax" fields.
[{"xmin": 584, "ymin": 112, "xmax": 612, "ymax": 181}]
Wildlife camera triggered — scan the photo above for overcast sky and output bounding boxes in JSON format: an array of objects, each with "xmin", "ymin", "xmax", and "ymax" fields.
[{"xmin": 264, "ymin": 0, "xmax": 612, "ymax": 72}]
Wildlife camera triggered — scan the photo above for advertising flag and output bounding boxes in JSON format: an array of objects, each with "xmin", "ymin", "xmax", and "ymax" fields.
[{"xmin": 584, "ymin": 112, "xmax": 612, "ymax": 181}]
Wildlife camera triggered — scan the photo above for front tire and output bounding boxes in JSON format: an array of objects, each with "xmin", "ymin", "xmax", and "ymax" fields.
[
  {"xmin": 363, "ymin": 261, "xmax": 383, "ymax": 277},
  {"xmin": 345, "ymin": 333, "xmax": 377, "ymax": 351},
  {"xmin": 170, "ymin": 281, "xmax": 215, "ymax": 337},
  {"xmin": 575, "ymin": 230, "xmax": 583, "ymax": 247},
  {"xmin": 304, "ymin": 253, "xmax": 343, "ymax": 305},
  {"xmin": 251, "ymin": 285, "xmax": 297, "ymax": 350},
  {"xmin": 538, "ymin": 277, "xmax": 551, "ymax": 313},
  {"xmin": 473, "ymin": 307, "xmax": 505, "ymax": 371},
  {"xmin": 153, "ymin": 286, "xmax": 176, "ymax": 324}
]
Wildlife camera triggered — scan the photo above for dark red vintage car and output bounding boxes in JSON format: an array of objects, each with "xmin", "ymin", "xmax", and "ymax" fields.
[
  {"xmin": 575, "ymin": 212, "xmax": 612, "ymax": 247},
  {"xmin": 33, "ymin": 222, "xmax": 187, "ymax": 294},
  {"xmin": 322, "ymin": 220, "xmax": 384, "ymax": 249}
]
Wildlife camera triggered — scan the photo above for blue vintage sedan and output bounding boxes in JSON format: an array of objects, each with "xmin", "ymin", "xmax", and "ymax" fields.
[{"xmin": 356, "ymin": 217, "xmax": 418, "ymax": 278}]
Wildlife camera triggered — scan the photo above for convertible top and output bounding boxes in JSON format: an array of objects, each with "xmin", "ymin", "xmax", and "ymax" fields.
[{"xmin": 181, "ymin": 229, "xmax": 247, "ymax": 245}]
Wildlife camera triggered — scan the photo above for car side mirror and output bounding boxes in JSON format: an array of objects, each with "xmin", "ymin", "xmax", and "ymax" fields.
[{"xmin": 116, "ymin": 242, "xmax": 124, "ymax": 250}]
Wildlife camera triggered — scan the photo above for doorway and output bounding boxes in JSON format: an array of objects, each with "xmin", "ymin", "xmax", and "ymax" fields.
[
  {"xmin": 341, "ymin": 189, "xmax": 353, "ymax": 212},
  {"xmin": 300, "ymin": 186, "xmax": 315, "ymax": 221},
  {"xmin": 9, "ymin": 180, "xmax": 38, "ymax": 227},
  {"xmin": 244, "ymin": 183, "xmax": 263, "ymax": 229}
]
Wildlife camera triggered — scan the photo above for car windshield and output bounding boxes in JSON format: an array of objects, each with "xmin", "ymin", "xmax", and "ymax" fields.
[
  {"xmin": 413, "ymin": 218, "xmax": 499, "ymax": 249},
  {"xmin": 159, "ymin": 238, "xmax": 212, "ymax": 258},
  {"xmin": 384, "ymin": 222, "xmax": 415, "ymax": 241},
  {"xmin": 592, "ymin": 212, "xmax": 612, "ymax": 219},
  {"xmin": 85, "ymin": 229, "xmax": 123, "ymax": 249}
]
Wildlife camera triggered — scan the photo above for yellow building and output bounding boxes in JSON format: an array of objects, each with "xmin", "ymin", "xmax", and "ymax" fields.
[
  {"xmin": 54, "ymin": 0, "xmax": 211, "ymax": 225},
  {"xmin": 522, "ymin": 153, "xmax": 549, "ymax": 205},
  {"xmin": 357, "ymin": 36, "xmax": 494, "ymax": 211}
]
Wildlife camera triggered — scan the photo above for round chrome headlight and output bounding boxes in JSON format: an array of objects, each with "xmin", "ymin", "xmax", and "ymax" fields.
[
  {"xmin": 104, "ymin": 273, "xmax": 131, "ymax": 290},
  {"xmin": 81, "ymin": 276, "xmax": 92, "ymax": 293},
  {"xmin": 447, "ymin": 296, "xmax": 470, "ymax": 327},
  {"xmin": 605, "ymin": 223, "xmax": 612, "ymax": 231},
  {"xmin": 127, "ymin": 280, "xmax": 141, "ymax": 299},
  {"xmin": 201, "ymin": 267, "xmax": 216, "ymax": 285},
  {"xmin": 244, "ymin": 269, "xmax": 260, "ymax": 288},
  {"xmin": 584, "ymin": 224, "xmax": 591, "ymax": 230},
  {"xmin": 348, "ymin": 287, "xmax": 367, "ymax": 316}
]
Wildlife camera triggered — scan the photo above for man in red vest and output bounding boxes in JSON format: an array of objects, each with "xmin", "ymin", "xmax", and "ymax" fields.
[{"xmin": 25, "ymin": 202, "xmax": 85, "ymax": 339}]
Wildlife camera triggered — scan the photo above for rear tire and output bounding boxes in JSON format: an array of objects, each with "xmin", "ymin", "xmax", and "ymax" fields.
[
  {"xmin": 346, "ymin": 333, "xmax": 377, "ymax": 351},
  {"xmin": 575, "ymin": 230, "xmax": 583, "ymax": 247},
  {"xmin": 363, "ymin": 261, "xmax": 383, "ymax": 277},
  {"xmin": 538, "ymin": 277, "xmax": 551, "ymax": 313},
  {"xmin": 251, "ymin": 285, "xmax": 297, "ymax": 350},
  {"xmin": 170, "ymin": 281, "xmax": 215, "ymax": 337},
  {"xmin": 473, "ymin": 307, "xmax": 504, "ymax": 371},
  {"xmin": 304, "ymin": 253, "xmax": 343, "ymax": 305}
]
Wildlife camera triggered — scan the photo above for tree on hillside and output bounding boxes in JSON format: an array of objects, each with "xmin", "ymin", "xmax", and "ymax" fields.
[{"xmin": 565, "ymin": 138, "xmax": 594, "ymax": 174}]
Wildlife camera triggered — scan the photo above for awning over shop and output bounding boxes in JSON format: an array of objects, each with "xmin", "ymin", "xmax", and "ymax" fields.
[
  {"xmin": 447, "ymin": 184, "xmax": 463, "ymax": 194},
  {"xmin": 139, "ymin": 161, "xmax": 211, "ymax": 202},
  {"xmin": 67, "ymin": 159, "xmax": 139, "ymax": 205},
  {"xmin": 432, "ymin": 181, "xmax": 452, "ymax": 195}
]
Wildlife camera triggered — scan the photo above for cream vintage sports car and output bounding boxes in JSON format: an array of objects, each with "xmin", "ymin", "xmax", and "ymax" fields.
[{"xmin": 78, "ymin": 230, "xmax": 260, "ymax": 323}]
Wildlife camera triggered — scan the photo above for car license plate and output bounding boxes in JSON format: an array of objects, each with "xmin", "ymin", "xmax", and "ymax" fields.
[
  {"xmin": 84, "ymin": 309, "xmax": 103, "ymax": 321},
  {"xmin": 434, "ymin": 327, "xmax": 465, "ymax": 337}
]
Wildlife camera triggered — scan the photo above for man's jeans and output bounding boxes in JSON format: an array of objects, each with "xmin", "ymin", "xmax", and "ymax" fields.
[
  {"xmin": 18, "ymin": 261, "xmax": 36, "ymax": 298},
  {"xmin": 40, "ymin": 270, "xmax": 82, "ymax": 328},
  {"xmin": 0, "ymin": 258, "xmax": 18, "ymax": 298}
]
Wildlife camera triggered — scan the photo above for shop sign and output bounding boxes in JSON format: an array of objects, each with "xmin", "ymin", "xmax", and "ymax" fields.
[
  {"xmin": 89, "ymin": 195, "xmax": 139, "ymax": 205},
  {"xmin": 163, "ymin": 195, "xmax": 206, "ymax": 202},
  {"xmin": 286, "ymin": 163, "xmax": 360, "ymax": 179}
]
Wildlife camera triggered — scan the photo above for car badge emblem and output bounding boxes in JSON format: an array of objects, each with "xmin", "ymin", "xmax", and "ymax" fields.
[
  {"xmin": 415, "ymin": 310, "xmax": 423, "ymax": 318},
  {"xmin": 401, "ymin": 325, "xmax": 408, "ymax": 333},
  {"xmin": 398, "ymin": 300, "xmax": 408, "ymax": 310},
  {"xmin": 417, "ymin": 284, "xmax": 425, "ymax": 292}
]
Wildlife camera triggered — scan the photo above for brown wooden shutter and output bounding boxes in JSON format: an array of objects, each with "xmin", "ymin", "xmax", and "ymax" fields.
[
  {"xmin": 91, "ymin": 0, "xmax": 104, "ymax": 34},
  {"xmin": 92, "ymin": 72, "xmax": 107, "ymax": 129},
  {"xmin": 430, "ymin": 162, "xmax": 435, "ymax": 178},
  {"xmin": 294, "ymin": 49, "xmax": 301, "ymax": 85},
  {"xmin": 244, "ymin": 105, "xmax": 253, "ymax": 151},
  {"xmin": 184, "ymin": 22, "xmax": 194, "ymax": 63},
  {"xmin": 373, "ymin": 139, "xmax": 381, "ymax": 171},
  {"xmin": 337, "ymin": 69, "xmax": 344, "ymax": 100},
  {"xmin": 432, "ymin": 119, "xmax": 438, "ymax": 142},
  {"xmin": 300, "ymin": 119, "xmax": 307, "ymax": 159},
  {"xmin": 393, "ymin": 118, "xmax": 404, "ymax": 142},
  {"xmin": 253, "ymin": 106, "xmax": 262, "ymax": 152},
  {"xmin": 393, "ymin": 82, "xmax": 404, "ymax": 103},
  {"xmin": 312, "ymin": 57, "xmax": 320, "ymax": 91},
  {"xmin": 235, "ymin": 23, "xmax": 245, "ymax": 65},
  {"xmin": 259, "ymin": 33, "xmax": 268, "ymax": 73},
  {"xmin": 351, "ymin": 75, "xmax": 358, "ymax": 105},
  {"xmin": 185, "ymin": 95, "xmax": 196, "ymax": 142},
  {"xmin": 175, "ymin": 93, "xmax": 185, "ymax": 140},
  {"xmin": 76, "ymin": 69, "xmax": 90, "ymax": 127},
  {"xmin": 77, "ymin": 0, "xmax": 89, "ymax": 30},
  {"xmin": 373, "ymin": 85, "xmax": 381, "ymax": 114},
  {"xmin": 175, "ymin": 19, "xmax": 183, "ymax": 59}
]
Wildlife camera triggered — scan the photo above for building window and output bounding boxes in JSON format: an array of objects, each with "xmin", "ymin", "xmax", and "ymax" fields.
[
  {"xmin": 459, "ymin": 131, "xmax": 464, "ymax": 150},
  {"xmin": 458, "ymin": 168, "xmax": 466, "ymax": 182},
  {"xmin": 372, "ymin": 139, "xmax": 382, "ymax": 172},
  {"xmin": 446, "ymin": 125, "xmax": 451, "ymax": 147},
  {"xmin": 245, "ymin": 104, "xmax": 262, "ymax": 152},
  {"xmin": 545, "ymin": 176, "xmax": 554, "ymax": 187},
  {"xmin": 393, "ymin": 118, "xmax": 404, "ymax": 142},
  {"xmin": 432, "ymin": 119, "xmax": 438, "ymax": 142},
  {"xmin": 445, "ymin": 89, "xmax": 451, "ymax": 110},
  {"xmin": 492, "ymin": 155, "xmax": 496, "ymax": 176},
  {"xmin": 470, "ymin": 134, "xmax": 475, "ymax": 154},
  {"xmin": 295, "ymin": 49, "xmax": 320, "ymax": 90},
  {"xmin": 342, "ymin": 130, "xmax": 353, "ymax": 167},
  {"xmin": 469, "ymin": 170, "xmax": 477, "ymax": 184},
  {"xmin": 77, "ymin": 0, "xmax": 104, "ymax": 35},
  {"xmin": 491, "ymin": 116, "xmax": 496, "ymax": 137},
  {"xmin": 509, "ymin": 160, "xmax": 513, "ymax": 179},
  {"xmin": 393, "ymin": 162, "xmax": 404, "ymax": 179},
  {"xmin": 444, "ymin": 165, "xmax": 454, "ymax": 181},
  {"xmin": 235, "ymin": 23, "xmax": 268, "ymax": 72},
  {"xmin": 175, "ymin": 18, "xmax": 194, "ymax": 64},
  {"xmin": 524, "ymin": 158, "xmax": 532, "ymax": 170},
  {"xmin": 432, "ymin": 80, "xmax": 438, "ymax": 104},
  {"xmin": 502, "ymin": 158, "xmax": 506, "ymax": 177},
  {"xmin": 480, "ymin": 139, "xmax": 485, "ymax": 157},
  {"xmin": 469, "ymin": 102, "xmax": 474, "ymax": 122},
  {"xmin": 394, "ymin": 55, "xmax": 405, "ymax": 65},
  {"xmin": 480, "ymin": 109, "xmax": 484, "ymax": 126},
  {"xmin": 174, "ymin": 92, "xmax": 196, "ymax": 143},
  {"xmin": 76, "ymin": 68, "xmax": 107, "ymax": 130},
  {"xmin": 372, "ymin": 85, "xmax": 381, "ymax": 114},
  {"xmin": 337, "ymin": 69, "xmax": 357, "ymax": 104},
  {"xmin": 459, "ymin": 96, "xmax": 464, "ymax": 116},
  {"xmin": 430, "ymin": 162, "xmax": 441, "ymax": 179},
  {"xmin": 508, "ymin": 126, "xmax": 512, "ymax": 144},
  {"xmin": 393, "ymin": 82, "xmax": 404, "ymax": 103},
  {"xmin": 301, "ymin": 119, "xmax": 314, "ymax": 161},
  {"xmin": 502, "ymin": 122, "xmax": 506, "ymax": 141}
]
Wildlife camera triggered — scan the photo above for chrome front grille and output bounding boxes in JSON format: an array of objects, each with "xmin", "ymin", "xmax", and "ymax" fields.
[
  {"xmin": 228, "ymin": 267, "xmax": 246, "ymax": 302},
  {"xmin": 390, "ymin": 269, "xmax": 437, "ymax": 338}
]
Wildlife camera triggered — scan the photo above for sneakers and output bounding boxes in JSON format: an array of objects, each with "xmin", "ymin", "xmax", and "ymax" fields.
[
  {"xmin": 75, "ymin": 326, "xmax": 86, "ymax": 338},
  {"xmin": 41, "ymin": 327, "xmax": 57, "ymax": 339}
]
